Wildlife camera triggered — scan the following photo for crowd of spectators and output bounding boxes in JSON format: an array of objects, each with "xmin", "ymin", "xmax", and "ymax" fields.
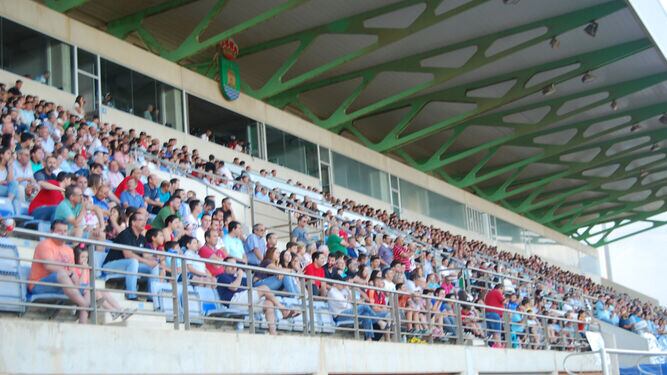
[{"xmin": 0, "ymin": 79, "xmax": 665, "ymax": 347}]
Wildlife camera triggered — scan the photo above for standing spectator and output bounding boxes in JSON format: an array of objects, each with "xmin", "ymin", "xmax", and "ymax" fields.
[
  {"xmin": 73, "ymin": 95, "xmax": 86, "ymax": 119},
  {"xmin": 378, "ymin": 235, "xmax": 393, "ymax": 269},
  {"xmin": 28, "ymin": 220, "xmax": 90, "ymax": 323},
  {"xmin": 485, "ymin": 283, "xmax": 506, "ymax": 348},
  {"xmin": 0, "ymin": 147, "xmax": 19, "ymax": 214}
]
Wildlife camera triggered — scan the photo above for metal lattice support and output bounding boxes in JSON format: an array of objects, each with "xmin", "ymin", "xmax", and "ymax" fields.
[
  {"xmin": 573, "ymin": 212, "xmax": 667, "ymax": 247},
  {"xmin": 266, "ymin": 2, "xmax": 625, "ymax": 128},
  {"xmin": 239, "ymin": 0, "xmax": 486, "ymax": 99},
  {"xmin": 106, "ymin": 0, "xmax": 307, "ymax": 62}
]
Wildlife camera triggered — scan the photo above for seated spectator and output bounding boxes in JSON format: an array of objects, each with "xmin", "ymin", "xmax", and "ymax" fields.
[
  {"xmin": 304, "ymin": 251, "xmax": 328, "ymax": 296},
  {"xmin": 29, "ymin": 171, "xmax": 70, "ymax": 220},
  {"xmin": 244, "ymin": 223, "xmax": 266, "ymax": 266},
  {"xmin": 0, "ymin": 146, "xmax": 19, "ymax": 214},
  {"xmin": 254, "ymin": 247, "xmax": 300, "ymax": 295},
  {"xmin": 34, "ymin": 155, "xmax": 58, "ymax": 182},
  {"xmin": 28, "ymin": 220, "xmax": 90, "ymax": 323},
  {"xmin": 120, "ymin": 178, "xmax": 145, "ymax": 209},
  {"xmin": 216, "ymin": 257, "xmax": 297, "ymax": 335},
  {"xmin": 327, "ymin": 273, "xmax": 385, "ymax": 341},
  {"xmin": 326, "ymin": 225, "xmax": 348, "ymax": 256},
  {"xmin": 53, "ymin": 185, "xmax": 90, "ymax": 237},
  {"xmin": 291, "ymin": 215, "xmax": 313, "ymax": 245},
  {"xmin": 73, "ymin": 246, "xmax": 134, "ymax": 321},
  {"xmin": 151, "ymin": 195, "xmax": 181, "ymax": 229},
  {"xmin": 143, "ymin": 174, "xmax": 163, "ymax": 214},
  {"xmin": 223, "ymin": 221, "xmax": 246, "ymax": 262},
  {"xmin": 103, "ymin": 212, "xmax": 160, "ymax": 300},
  {"xmin": 179, "ymin": 235, "xmax": 215, "ymax": 286},
  {"xmin": 198, "ymin": 229, "xmax": 228, "ymax": 278}
]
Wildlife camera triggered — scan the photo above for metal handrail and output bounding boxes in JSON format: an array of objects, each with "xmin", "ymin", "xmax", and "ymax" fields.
[{"xmin": 9, "ymin": 227, "xmax": 595, "ymax": 327}]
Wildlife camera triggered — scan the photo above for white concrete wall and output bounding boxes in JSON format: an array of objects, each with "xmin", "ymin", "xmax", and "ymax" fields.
[{"xmin": 0, "ymin": 319, "xmax": 600, "ymax": 375}]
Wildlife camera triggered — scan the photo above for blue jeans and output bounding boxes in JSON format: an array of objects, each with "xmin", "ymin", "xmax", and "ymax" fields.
[
  {"xmin": 255, "ymin": 275, "xmax": 300, "ymax": 295},
  {"xmin": 338, "ymin": 306, "xmax": 389, "ymax": 339},
  {"xmin": 443, "ymin": 316, "xmax": 457, "ymax": 335},
  {"xmin": 0, "ymin": 181, "xmax": 19, "ymax": 214},
  {"xmin": 103, "ymin": 258, "xmax": 160, "ymax": 299},
  {"xmin": 32, "ymin": 205, "xmax": 56, "ymax": 221}
]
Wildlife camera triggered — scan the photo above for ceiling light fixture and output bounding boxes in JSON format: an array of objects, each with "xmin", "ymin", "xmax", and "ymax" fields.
[
  {"xmin": 651, "ymin": 144, "xmax": 660, "ymax": 152},
  {"xmin": 542, "ymin": 83, "xmax": 556, "ymax": 96},
  {"xmin": 581, "ymin": 71, "xmax": 596, "ymax": 83},
  {"xmin": 659, "ymin": 113, "xmax": 667, "ymax": 124},
  {"xmin": 610, "ymin": 100, "xmax": 619, "ymax": 111},
  {"xmin": 640, "ymin": 170, "xmax": 649, "ymax": 178},
  {"xmin": 502, "ymin": 0, "xmax": 520, "ymax": 4},
  {"xmin": 584, "ymin": 21, "xmax": 599, "ymax": 37},
  {"xmin": 630, "ymin": 124, "xmax": 640, "ymax": 132},
  {"xmin": 549, "ymin": 37, "xmax": 560, "ymax": 49}
]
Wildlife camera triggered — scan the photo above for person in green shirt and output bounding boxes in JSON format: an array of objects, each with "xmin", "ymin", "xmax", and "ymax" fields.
[
  {"xmin": 326, "ymin": 225, "xmax": 348, "ymax": 256},
  {"xmin": 53, "ymin": 185, "xmax": 88, "ymax": 237},
  {"xmin": 151, "ymin": 196, "xmax": 181, "ymax": 229}
]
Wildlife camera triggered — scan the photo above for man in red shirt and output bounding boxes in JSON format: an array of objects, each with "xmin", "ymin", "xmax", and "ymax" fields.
[
  {"xmin": 392, "ymin": 236, "xmax": 412, "ymax": 271},
  {"xmin": 484, "ymin": 283, "xmax": 506, "ymax": 348},
  {"xmin": 29, "ymin": 172, "xmax": 71, "ymax": 220},
  {"xmin": 303, "ymin": 251, "xmax": 328, "ymax": 296},
  {"xmin": 198, "ymin": 229, "xmax": 228, "ymax": 277}
]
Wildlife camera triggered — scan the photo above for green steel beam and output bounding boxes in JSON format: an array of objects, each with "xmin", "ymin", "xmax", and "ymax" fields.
[
  {"xmin": 532, "ymin": 165, "xmax": 667, "ymax": 225},
  {"xmin": 417, "ymin": 73, "xmax": 667, "ymax": 173},
  {"xmin": 478, "ymin": 125, "xmax": 667, "ymax": 202},
  {"xmin": 516, "ymin": 159, "xmax": 667, "ymax": 218},
  {"xmin": 452, "ymin": 101, "xmax": 667, "ymax": 190},
  {"xmin": 573, "ymin": 211, "xmax": 667, "ymax": 247},
  {"xmin": 266, "ymin": 1, "xmax": 624, "ymax": 124},
  {"xmin": 106, "ymin": 0, "xmax": 307, "ymax": 62},
  {"xmin": 44, "ymin": 0, "xmax": 88, "ymax": 12},
  {"xmin": 239, "ymin": 0, "xmax": 487, "ymax": 99},
  {"xmin": 356, "ymin": 39, "xmax": 651, "ymax": 153},
  {"xmin": 106, "ymin": 0, "xmax": 200, "ymax": 40}
]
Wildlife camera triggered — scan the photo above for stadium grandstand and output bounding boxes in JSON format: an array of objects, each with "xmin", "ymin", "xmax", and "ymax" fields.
[{"xmin": 0, "ymin": 0, "xmax": 666, "ymax": 374}]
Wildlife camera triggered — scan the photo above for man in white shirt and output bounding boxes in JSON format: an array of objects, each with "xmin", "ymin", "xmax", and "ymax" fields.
[{"xmin": 327, "ymin": 274, "xmax": 383, "ymax": 340}]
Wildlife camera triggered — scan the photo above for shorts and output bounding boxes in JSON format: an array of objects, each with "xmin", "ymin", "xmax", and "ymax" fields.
[
  {"xmin": 230, "ymin": 290, "xmax": 263, "ymax": 311},
  {"xmin": 31, "ymin": 273, "xmax": 64, "ymax": 294},
  {"xmin": 485, "ymin": 312, "xmax": 502, "ymax": 332}
]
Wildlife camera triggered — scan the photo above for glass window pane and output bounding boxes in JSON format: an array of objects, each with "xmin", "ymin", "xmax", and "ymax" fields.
[
  {"xmin": 77, "ymin": 73, "xmax": 98, "ymax": 112},
  {"xmin": 77, "ymin": 48, "xmax": 97, "ymax": 75},
  {"xmin": 101, "ymin": 59, "xmax": 132, "ymax": 112},
  {"xmin": 187, "ymin": 93, "xmax": 256, "ymax": 155},
  {"xmin": 1, "ymin": 18, "xmax": 74, "ymax": 93},
  {"xmin": 156, "ymin": 81, "xmax": 183, "ymax": 131},
  {"xmin": 319, "ymin": 146, "xmax": 330, "ymax": 163},
  {"xmin": 332, "ymin": 152, "xmax": 390, "ymax": 202},
  {"xmin": 132, "ymin": 70, "xmax": 156, "ymax": 121},
  {"xmin": 399, "ymin": 180, "xmax": 465, "ymax": 229},
  {"xmin": 266, "ymin": 126, "xmax": 318, "ymax": 178}
]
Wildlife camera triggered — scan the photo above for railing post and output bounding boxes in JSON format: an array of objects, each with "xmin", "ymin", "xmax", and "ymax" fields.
[
  {"xmin": 541, "ymin": 317, "xmax": 549, "ymax": 350},
  {"xmin": 87, "ymin": 243, "xmax": 98, "ymax": 325},
  {"xmin": 170, "ymin": 259, "xmax": 180, "ymax": 330},
  {"xmin": 600, "ymin": 348, "xmax": 611, "ymax": 375},
  {"xmin": 287, "ymin": 214, "xmax": 293, "ymax": 241},
  {"xmin": 352, "ymin": 287, "xmax": 360, "ymax": 340},
  {"xmin": 426, "ymin": 302, "xmax": 434, "ymax": 344},
  {"xmin": 504, "ymin": 312, "xmax": 512, "ymax": 347},
  {"xmin": 247, "ymin": 269, "xmax": 255, "ymax": 334},
  {"xmin": 249, "ymin": 190, "xmax": 256, "ymax": 227},
  {"xmin": 181, "ymin": 258, "xmax": 190, "ymax": 330},
  {"xmin": 454, "ymin": 303, "xmax": 464, "ymax": 345},
  {"xmin": 299, "ymin": 277, "xmax": 309, "ymax": 335},
  {"xmin": 391, "ymin": 293, "xmax": 401, "ymax": 343},
  {"xmin": 307, "ymin": 280, "xmax": 316, "ymax": 335}
]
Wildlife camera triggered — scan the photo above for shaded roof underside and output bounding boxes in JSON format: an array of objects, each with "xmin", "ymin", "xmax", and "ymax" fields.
[{"xmin": 46, "ymin": 0, "xmax": 667, "ymax": 247}]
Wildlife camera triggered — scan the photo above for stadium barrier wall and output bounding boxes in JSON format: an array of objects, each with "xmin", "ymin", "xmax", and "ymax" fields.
[{"xmin": 0, "ymin": 319, "xmax": 600, "ymax": 375}]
